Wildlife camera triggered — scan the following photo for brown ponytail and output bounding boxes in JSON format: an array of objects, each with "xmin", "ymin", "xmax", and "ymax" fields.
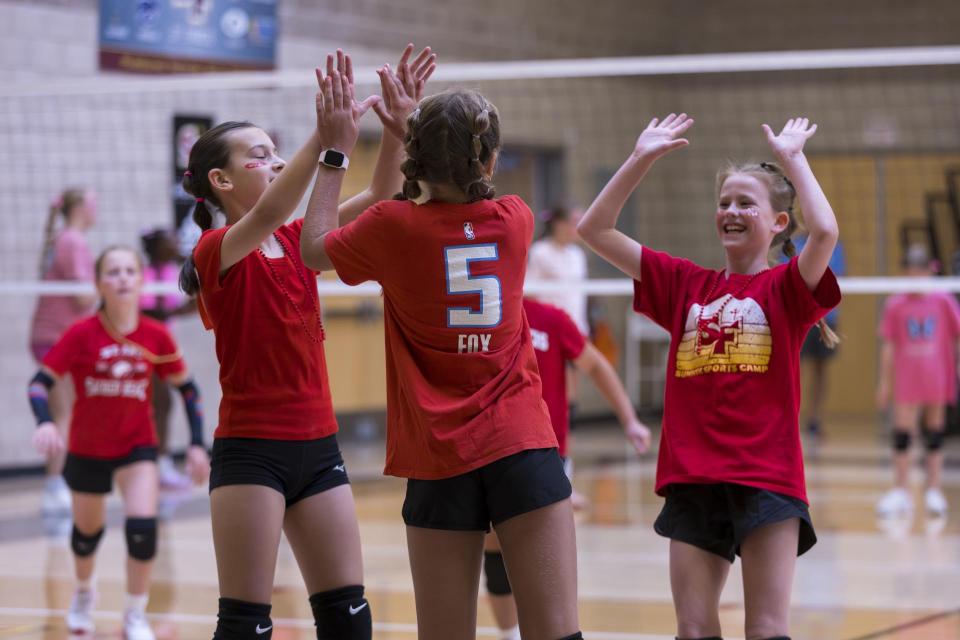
[
  {"xmin": 177, "ymin": 121, "xmax": 257, "ymax": 296},
  {"xmin": 39, "ymin": 188, "xmax": 86, "ymax": 276}
]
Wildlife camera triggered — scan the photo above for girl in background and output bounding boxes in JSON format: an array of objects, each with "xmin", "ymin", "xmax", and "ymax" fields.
[
  {"xmin": 29, "ymin": 188, "xmax": 98, "ymax": 516},
  {"xmin": 29, "ymin": 246, "xmax": 209, "ymax": 639},
  {"xmin": 140, "ymin": 227, "xmax": 197, "ymax": 489},
  {"xmin": 876, "ymin": 243, "xmax": 960, "ymax": 517}
]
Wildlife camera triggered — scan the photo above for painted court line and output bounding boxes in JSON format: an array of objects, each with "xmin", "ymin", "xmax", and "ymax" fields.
[
  {"xmin": 0, "ymin": 607, "xmax": 679, "ymax": 639},
  {"xmin": 845, "ymin": 607, "xmax": 960, "ymax": 640}
]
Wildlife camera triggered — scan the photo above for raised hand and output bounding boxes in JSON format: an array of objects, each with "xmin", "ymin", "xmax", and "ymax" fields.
[
  {"xmin": 762, "ymin": 117, "xmax": 817, "ymax": 162},
  {"xmin": 373, "ymin": 43, "xmax": 437, "ymax": 140},
  {"xmin": 314, "ymin": 49, "xmax": 380, "ymax": 153},
  {"xmin": 632, "ymin": 113, "xmax": 694, "ymax": 162},
  {"xmin": 32, "ymin": 422, "xmax": 64, "ymax": 457}
]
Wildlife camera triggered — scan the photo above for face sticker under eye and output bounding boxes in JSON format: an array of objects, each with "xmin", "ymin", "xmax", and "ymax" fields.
[
  {"xmin": 244, "ymin": 161, "xmax": 268, "ymax": 169},
  {"xmin": 742, "ymin": 205, "xmax": 760, "ymax": 217}
]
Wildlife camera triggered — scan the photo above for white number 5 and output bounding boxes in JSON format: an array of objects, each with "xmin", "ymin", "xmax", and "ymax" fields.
[{"xmin": 444, "ymin": 244, "xmax": 502, "ymax": 328}]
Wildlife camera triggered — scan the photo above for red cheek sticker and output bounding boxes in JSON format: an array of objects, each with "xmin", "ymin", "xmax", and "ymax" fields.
[{"xmin": 244, "ymin": 161, "xmax": 268, "ymax": 169}]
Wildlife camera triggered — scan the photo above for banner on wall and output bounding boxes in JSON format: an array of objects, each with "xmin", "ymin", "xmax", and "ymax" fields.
[
  {"xmin": 99, "ymin": 0, "xmax": 278, "ymax": 73},
  {"xmin": 173, "ymin": 115, "xmax": 213, "ymax": 257}
]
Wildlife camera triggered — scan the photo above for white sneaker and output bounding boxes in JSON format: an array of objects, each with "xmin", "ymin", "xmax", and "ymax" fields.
[
  {"xmin": 158, "ymin": 456, "xmax": 192, "ymax": 490},
  {"xmin": 877, "ymin": 487, "xmax": 914, "ymax": 516},
  {"xmin": 65, "ymin": 587, "xmax": 96, "ymax": 634},
  {"xmin": 41, "ymin": 478, "xmax": 71, "ymax": 517},
  {"xmin": 123, "ymin": 608, "xmax": 155, "ymax": 640},
  {"xmin": 925, "ymin": 487, "xmax": 948, "ymax": 516}
]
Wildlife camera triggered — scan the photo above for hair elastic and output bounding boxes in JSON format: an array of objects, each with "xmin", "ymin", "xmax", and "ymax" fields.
[
  {"xmin": 195, "ymin": 197, "xmax": 204, "ymax": 203},
  {"xmin": 183, "ymin": 170, "xmax": 193, "ymax": 178}
]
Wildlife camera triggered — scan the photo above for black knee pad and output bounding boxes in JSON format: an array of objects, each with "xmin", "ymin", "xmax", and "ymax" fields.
[
  {"xmin": 125, "ymin": 517, "xmax": 157, "ymax": 561},
  {"xmin": 892, "ymin": 430, "xmax": 911, "ymax": 452},
  {"xmin": 676, "ymin": 637, "xmax": 723, "ymax": 640},
  {"xmin": 71, "ymin": 525, "xmax": 104, "ymax": 557},
  {"xmin": 557, "ymin": 634, "xmax": 583, "ymax": 640},
  {"xmin": 309, "ymin": 585, "xmax": 371, "ymax": 640},
  {"xmin": 484, "ymin": 551, "xmax": 512, "ymax": 595},
  {"xmin": 922, "ymin": 428, "xmax": 945, "ymax": 452},
  {"xmin": 214, "ymin": 598, "xmax": 272, "ymax": 639}
]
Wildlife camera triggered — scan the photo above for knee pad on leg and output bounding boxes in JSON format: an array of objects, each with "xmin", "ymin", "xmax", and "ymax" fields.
[
  {"xmin": 124, "ymin": 518, "xmax": 157, "ymax": 561},
  {"xmin": 484, "ymin": 551, "xmax": 512, "ymax": 595},
  {"xmin": 309, "ymin": 585, "xmax": 371, "ymax": 640},
  {"xmin": 922, "ymin": 428, "xmax": 945, "ymax": 452},
  {"xmin": 557, "ymin": 634, "xmax": 584, "ymax": 640},
  {"xmin": 892, "ymin": 430, "xmax": 911, "ymax": 452},
  {"xmin": 214, "ymin": 598, "xmax": 272, "ymax": 639},
  {"xmin": 71, "ymin": 525, "xmax": 104, "ymax": 557},
  {"xmin": 676, "ymin": 637, "xmax": 723, "ymax": 640}
]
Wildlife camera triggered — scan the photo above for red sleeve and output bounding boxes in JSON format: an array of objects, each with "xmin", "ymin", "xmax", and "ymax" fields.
[
  {"xmin": 633, "ymin": 248, "xmax": 697, "ymax": 329},
  {"xmin": 41, "ymin": 322, "xmax": 83, "ymax": 376},
  {"xmin": 149, "ymin": 322, "xmax": 187, "ymax": 379},
  {"xmin": 878, "ymin": 297, "xmax": 897, "ymax": 340},
  {"xmin": 324, "ymin": 204, "xmax": 387, "ymax": 286},
  {"xmin": 193, "ymin": 227, "xmax": 230, "ymax": 295},
  {"xmin": 554, "ymin": 307, "xmax": 587, "ymax": 361},
  {"xmin": 55, "ymin": 234, "xmax": 94, "ymax": 281},
  {"xmin": 780, "ymin": 258, "xmax": 842, "ymax": 327}
]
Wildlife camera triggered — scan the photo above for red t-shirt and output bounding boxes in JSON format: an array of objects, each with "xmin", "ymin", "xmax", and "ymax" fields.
[
  {"xmin": 42, "ymin": 314, "xmax": 185, "ymax": 459},
  {"xmin": 325, "ymin": 195, "xmax": 557, "ymax": 479},
  {"xmin": 634, "ymin": 248, "xmax": 840, "ymax": 503},
  {"xmin": 193, "ymin": 218, "xmax": 338, "ymax": 440},
  {"xmin": 523, "ymin": 299, "xmax": 586, "ymax": 456}
]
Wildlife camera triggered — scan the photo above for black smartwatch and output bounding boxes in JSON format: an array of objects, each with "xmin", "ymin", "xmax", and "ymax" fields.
[{"xmin": 319, "ymin": 149, "xmax": 349, "ymax": 170}]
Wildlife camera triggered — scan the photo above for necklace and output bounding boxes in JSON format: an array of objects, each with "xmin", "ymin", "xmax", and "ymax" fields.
[
  {"xmin": 258, "ymin": 232, "xmax": 325, "ymax": 343},
  {"xmin": 98, "ymin": 310, "xmax": 182, "ymax": 365},
  {"xmin": 694, "ymin": 268, "xmax": 768, "ymax": 356}
]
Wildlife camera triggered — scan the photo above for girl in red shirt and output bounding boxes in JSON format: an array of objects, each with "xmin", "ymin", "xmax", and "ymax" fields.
[
  {"xmin": 301, "ymin": 89, "xmax": 584, "ymax": 639},
  {"xmin": 28, "ymin": 246, "xmax": 209, "ymax": 640},
  {"xmin": 178, "ymin": 46, "xmax": 434, "ymax": 640},
  {"xmin": 578, "ymin": 115, "xmax": 841, "ymax": 640}
]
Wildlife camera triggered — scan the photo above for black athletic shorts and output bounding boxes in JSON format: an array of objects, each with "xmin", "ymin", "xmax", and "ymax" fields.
[
  {"xmin": 801, "ymin": 319, "xmax": 838, "ymax": 360},
  {"xmin": 64, "ymin": 446, "xmax": 158, "ymax": 494},
  {"xmin": 402, "ymin": 447, "xmax": 571, "ymax": 531},
  {"xmin": 654, "ymin": 482, "xmax": 817, "ymax": 563},
  {"xmin": 209, "ymin": 435, "xmax": 349, "ymax": 507}
]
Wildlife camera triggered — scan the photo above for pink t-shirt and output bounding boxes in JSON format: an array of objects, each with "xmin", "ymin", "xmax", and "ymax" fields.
[
  {"xmin": 140, "ymin": 262, "xmax": 186, "ymax": 321},
  {"xmin": 879, "ymin": 292, "xmax": 960, "ymax": 404},
  {"xmin": 30, "ymin": 229, "xmax": 94, "ymax": 348}
]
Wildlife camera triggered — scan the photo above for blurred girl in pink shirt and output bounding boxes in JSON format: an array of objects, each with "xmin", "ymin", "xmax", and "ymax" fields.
[
  {"xmin": 876, "ymin": 244, "xmax": 960, "ymax": 517},
  {"xmin": 29, "ymin": 188, "xmax": 98, "ymax": 516}
]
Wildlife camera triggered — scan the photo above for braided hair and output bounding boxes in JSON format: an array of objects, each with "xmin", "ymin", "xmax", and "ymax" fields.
[{"xmin": 396, "ymin": 89, "xmax": 500, "ymax": 203}]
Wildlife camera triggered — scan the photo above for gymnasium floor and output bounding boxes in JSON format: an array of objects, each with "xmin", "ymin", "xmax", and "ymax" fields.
[{"xmin": 1, "ymin": 419, "xmax": 959, "ymax": 639}]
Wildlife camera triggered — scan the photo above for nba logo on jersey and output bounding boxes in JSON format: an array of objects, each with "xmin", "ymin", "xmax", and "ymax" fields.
[{"xmin": 463, "ymin": 222, "xmax": 476, "ymax": 240}]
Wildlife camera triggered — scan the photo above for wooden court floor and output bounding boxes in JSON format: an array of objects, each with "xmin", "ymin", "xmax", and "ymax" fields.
[{"xmin": 1, "ymin": 419, "xmax": 959, "ymax": 639}]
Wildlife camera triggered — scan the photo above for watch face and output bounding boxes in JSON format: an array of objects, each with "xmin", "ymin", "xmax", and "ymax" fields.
[{"xmin": 323, "ymin": 150, "xmax": 345, "ymax": 167}]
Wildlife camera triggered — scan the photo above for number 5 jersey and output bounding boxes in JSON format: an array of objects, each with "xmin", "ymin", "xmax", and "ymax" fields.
[{"xmin": 324, "ymin": 195, "xmax": 556, "ymax": 479}]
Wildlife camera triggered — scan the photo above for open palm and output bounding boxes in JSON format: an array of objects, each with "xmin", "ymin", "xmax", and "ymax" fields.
[
  {"xmin": 633, "ymin": 113, "xmax": 694, "ymax": 161},
  {"xmin": 762, "ymin": 117, "xmax": 817, "ymax": 161}
]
